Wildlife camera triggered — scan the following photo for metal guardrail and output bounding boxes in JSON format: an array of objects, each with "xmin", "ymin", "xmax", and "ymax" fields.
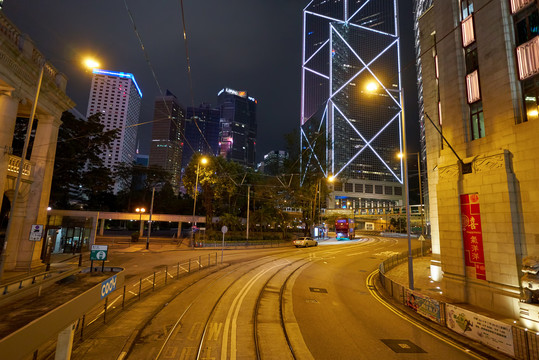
[
  {"xmin": 31, "ymin": 252, "xmax": 221, "ymax": 359},
  {"xmin": 1, "ymin": 267, "xmax": 79, "ymax": 300},
  {"xmin": 378, "ymin": 249, "xmax": 539, "ymax": 360}
]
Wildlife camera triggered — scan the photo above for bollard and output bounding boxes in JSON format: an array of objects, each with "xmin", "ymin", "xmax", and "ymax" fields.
[
  {"xmin": 80, "ymin": 315, "xmax": 85, "ymax": 340},
  {"xmin": 215, "ymin": 252, "xmax": 218, "ymax": 265},
  {"xmin": 153, "ymin": 272, "xmax": 156, "ymax": 291},
  {"xmin": 78, "ymin": 253, "xmax": 82, "ymax": 267},
  {"xmin": 139, "ymin": 279, "xmax": 142, "ymax": 300},
  {"xmin": 103, "ymin": 297, "xmax": 108, "ymax": 323},
  {"xmin": 165, "ymin": 266, "xmax": 168, "ymax": 284},
  {"xmin": 122, "ymin": 285, "xmax": 126, "ymax": 308}
]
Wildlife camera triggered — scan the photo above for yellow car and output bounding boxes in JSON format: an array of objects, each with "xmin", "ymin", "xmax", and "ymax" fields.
[{"xmin": 293, "ymin": 237, "xmax": 318, "ymax": 248}]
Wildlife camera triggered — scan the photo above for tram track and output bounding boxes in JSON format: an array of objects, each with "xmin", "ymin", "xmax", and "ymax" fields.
[{"xmin": 146, "ymin": 238, "xmax": 383, "ymax": 360}]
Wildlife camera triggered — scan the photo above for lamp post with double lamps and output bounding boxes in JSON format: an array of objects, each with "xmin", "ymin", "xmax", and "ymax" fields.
[
  {"xmin": 191, "ymin": 157, "xmax": 208, "ymax": 247},
  {"xmin": 366, "ymin": 81, "xmax": 414, "ymax": 290},
  {"xmin": 135, "ymin": 207, "xmax": 145, "ymax": 237}
]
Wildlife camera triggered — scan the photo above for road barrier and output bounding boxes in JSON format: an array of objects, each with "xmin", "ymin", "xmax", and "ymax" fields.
[
  {"xmin": 31, "ymin": 252, "xmax": 220, "ymax": 359},
  {"xmin": 378, "ymin": 249, "xmax": 539, "ymax": 360}
]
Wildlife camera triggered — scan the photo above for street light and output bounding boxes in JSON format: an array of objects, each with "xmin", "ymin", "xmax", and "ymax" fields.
[
  {"xmin": 398, "ymin": 152, "xmax": 424, "ymax": 236},
  {"xmin": 191, "ymin": 157, "xmax": 208, "ymax": 247},
  {"xmin": 366, "ymin": 81, "xmax": 414, "ymax": 290},
  {"xmin": 135, "ymin": 207, "xmax": 146, "ymax": 237}
]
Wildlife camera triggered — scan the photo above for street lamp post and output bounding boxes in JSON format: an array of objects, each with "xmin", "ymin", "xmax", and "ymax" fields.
[
  {"xmin": 135, "ymin": 207, "xmax": 145, "ymax": 237},
  {"xmin": 191, "ymin": 157, "xmax": 207, "ymax": 247},
  {"xmin": 399, "ymin": 90, "xmax": 414, "ymax": 291},
  {"xmin": 146, "ymin": 187, "xmax": 155, "ymax": 250}
]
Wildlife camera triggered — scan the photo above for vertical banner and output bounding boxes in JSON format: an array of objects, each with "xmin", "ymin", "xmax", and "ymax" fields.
[{"xmin": 460, "ymin": 193, "xmax": 486, "ymax": 280}]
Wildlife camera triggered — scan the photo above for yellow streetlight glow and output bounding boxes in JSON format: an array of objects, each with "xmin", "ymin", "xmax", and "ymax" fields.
[
  {"xmin": 136, "ymin": 207, "xmax": 145, "ymax": 213},
  {"xmin": 328, "ymin": 175, "xmax": 335, "ymax": 182},
  {"xmin": 84, "ymin": 58, "xmax": 100, "ymax": 69},
  {"xmin": 366, "ymin": 82, "xmax": 378, "ymax": 92},
  {"xmin": 200, "ymin": 157, "xmax": 208, "ymax": 165},
  {"xmin": 397, "ymin": 152, "xmax": 405, "ymax": 159}
]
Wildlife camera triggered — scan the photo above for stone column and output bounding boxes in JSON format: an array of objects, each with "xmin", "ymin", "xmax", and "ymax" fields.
[
  {"xmin": 0, "ymin": 91, "xmax": 19, "ymax": 211},
  {"xmin": 17, "ymin": 114, "xmax": 62, "ymax": 270},
  {"xmin": 177, "ymin": 221, "xmax": 182, "ymax": 238}
]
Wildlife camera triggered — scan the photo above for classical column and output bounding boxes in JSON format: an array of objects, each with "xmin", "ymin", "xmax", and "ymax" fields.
[
  {"xmin": 0, "ymin": 91, "xmax": 19, "ymax": 211},
  {"xmin": 17, "ymin": 114, "xmax": 62, "ymax": 270}
]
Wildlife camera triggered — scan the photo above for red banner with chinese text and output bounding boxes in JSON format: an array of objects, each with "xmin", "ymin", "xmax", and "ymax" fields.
[{"xmin": 460, "ymin": 193, "xmax": 486, "ymax": 280}]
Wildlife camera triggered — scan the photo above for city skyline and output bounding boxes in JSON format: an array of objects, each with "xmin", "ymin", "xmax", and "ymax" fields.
[{"xmin": 2, "ymin": 0, "xmax": 419, "ymax": 162}]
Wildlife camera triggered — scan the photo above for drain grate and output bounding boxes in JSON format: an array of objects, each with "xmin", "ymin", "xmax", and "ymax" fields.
[
  {"xmin": 309, "ymin": 287, "xmax": 328, "ymax": 294},
  {"xmin": 305, "ymin": 299, "xmax": 319, "ymax": 303},
  {"xmin": 381, "ymin": 339, "xmax": 426, "ymax": 353}
]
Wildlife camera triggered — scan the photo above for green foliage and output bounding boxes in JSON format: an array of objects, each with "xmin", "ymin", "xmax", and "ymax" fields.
[{"xmin": 50, "ymin": 111, "xmax": 118, "ymax": 209}]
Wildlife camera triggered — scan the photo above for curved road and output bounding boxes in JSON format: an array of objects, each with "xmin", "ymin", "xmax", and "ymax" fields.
[{"xmin": 122, "ymin": 237, "xmax": 480, "ymax": 359}]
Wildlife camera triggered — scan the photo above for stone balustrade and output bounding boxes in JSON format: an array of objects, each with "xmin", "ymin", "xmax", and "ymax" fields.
[{"xmin": 7, "ymin": 154, "xmax": 32, "ymax": 177}]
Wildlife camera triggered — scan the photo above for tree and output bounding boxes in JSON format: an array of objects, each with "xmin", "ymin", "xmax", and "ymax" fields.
[{"xmin": 50, "ymin": 112, "xmax": 118, "ymax": 209}]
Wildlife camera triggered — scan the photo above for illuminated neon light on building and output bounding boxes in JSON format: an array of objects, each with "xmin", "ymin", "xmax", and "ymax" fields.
[{"xmin": 93, "ymin": 69, "xmax": 143, "ymax": 98}]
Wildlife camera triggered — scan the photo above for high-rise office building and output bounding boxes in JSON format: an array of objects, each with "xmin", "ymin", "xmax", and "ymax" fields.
[
  {"xmin": 257, "ymin": 150, "xmax": 289, "ymax": 175},
  {"xmin": 301, "ymin": 0, "xmax": 404, "ymax": 213},
  {"xmin": 182, "ymin": 103, "xmax": 220, "ymax": 169},
  {"xmin": 218, "ymin": 88, "xmax": 257, "ymax": 167},
  {"xmin": 86, "ymin": 69, "xmax": 142, "ymax": 193},
  {"xmin": 149, "ymin": 90, "xmax": 185, "ymax": 193}
]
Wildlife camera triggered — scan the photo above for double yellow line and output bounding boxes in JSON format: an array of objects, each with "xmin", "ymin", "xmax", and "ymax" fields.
[{"xmin": 366, "ymin": 270, "xmax": 485, "ymax": 359}]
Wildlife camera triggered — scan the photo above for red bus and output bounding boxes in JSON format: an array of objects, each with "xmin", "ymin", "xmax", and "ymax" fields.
[{"xmin": 335, "ymin": 218, "xmax": 355, "ymax": 240}]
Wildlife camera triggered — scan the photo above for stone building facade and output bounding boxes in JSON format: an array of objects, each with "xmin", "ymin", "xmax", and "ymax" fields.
[
  {"xmin": 419, "ymin": 0, "xmax": 539, "ymax": 325},
  {"xmin": 0, "ymin": 13, "xmax": 73, "ymax": 271}
]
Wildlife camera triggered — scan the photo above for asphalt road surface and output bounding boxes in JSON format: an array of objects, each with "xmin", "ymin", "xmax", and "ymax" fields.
[{"xmin": 113, "ymin": 237, "xmax": 479, "ymax": 359}]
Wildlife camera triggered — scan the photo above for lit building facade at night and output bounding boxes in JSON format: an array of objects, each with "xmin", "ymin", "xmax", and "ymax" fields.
[
  {"xmin": 86, "ymin": 69, "xmax": 142, "ymax": 193},
  {"xmin": 183, "ymin": 103, "xmax": 220, "ymax": 169},
  {"xmin": 149, "ymin": 90, "xmax": 185, "ymax": 194},
  {"xmin": 218, "ymin": 88, "xmax": 257, "ymax": 167},
  {"xmin": 418, "ymin": 0, "xmax": 539, "ymax": 328},
  {"xmin": 301, "ymin": 0, "xmax": 404, "ymax": 213}
]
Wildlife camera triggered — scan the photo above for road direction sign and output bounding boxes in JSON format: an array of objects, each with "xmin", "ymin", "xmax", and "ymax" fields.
[
  {"xmin": 29, "ymin": 225, "xmax": 44, "ymax": 241},
  {"xmin": 90, "ymin": 245, "xmax": 108, "ymax": 261}
]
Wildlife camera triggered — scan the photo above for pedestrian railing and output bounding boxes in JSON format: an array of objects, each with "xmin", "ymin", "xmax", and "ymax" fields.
[
  {"xmin": 378, "ymin": 250, "xmax": 539, "ymax": 360},
  {"xmin": 32, "ymin": 252, "xmax": 221, "ymax": 359}
]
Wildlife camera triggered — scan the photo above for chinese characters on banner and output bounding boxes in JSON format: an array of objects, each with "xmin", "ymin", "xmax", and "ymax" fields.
[{"xmin": 460, "ymin": 193, "xmax": 486, "ymax": 280}]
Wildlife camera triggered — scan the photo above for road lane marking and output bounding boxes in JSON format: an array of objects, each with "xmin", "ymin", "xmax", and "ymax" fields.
[
  {"xmin": 155, "ymin": 303, "xmax": 193, "ymax": 360},
  {"xmin": 221, "ymin": 263, "xmax": 282, "ymax": 360},
  {"xmin": 207, "ymin": 322, "xmax": 223, "ymax": 341},
  {"xmin": 366, "ymin": 270, "xmax": 485, "ymax": 359},
  {"xmin": 346, "ymin": 251, "xmax": 368, "ymax": 257}
]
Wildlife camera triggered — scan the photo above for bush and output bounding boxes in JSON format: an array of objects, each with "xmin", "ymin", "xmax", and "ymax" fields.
[{"xmin": 131, "ymin": 232, "xmax": 140, "ymax": 242}]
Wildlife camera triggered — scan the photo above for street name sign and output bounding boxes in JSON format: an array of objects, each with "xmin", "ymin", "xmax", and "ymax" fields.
[
  {"xmin": 29, "ymin": 224, "xmax": 44, "ymax": 241},
  {"xmin": 90, "ymin": 245, "xmax": 108, "ymax": 261}
]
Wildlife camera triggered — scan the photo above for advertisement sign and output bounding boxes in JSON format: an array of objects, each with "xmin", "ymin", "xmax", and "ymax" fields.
[
  {"xmin": 90, "ymin": 245, "xmax": 108, "ymax": 261},
  {"xmin": 446, "ymin": 304, "xmax": 514, "ymax": 357},
  {"xmin": 405, "ymin": 290, "xmax": 442, "ymax": 324},
  {"xmin": 460, "ymin": 193, "xmax": 486, "ymax": 280}
]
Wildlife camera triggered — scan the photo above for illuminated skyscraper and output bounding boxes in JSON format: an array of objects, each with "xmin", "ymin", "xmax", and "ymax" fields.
[
  {"xmin": 86, "ymin": 69, "xmax": 142, "ymax": 193},
  {"xmin": 149, "ymin": 90, "xmax": 185, "ymax": 194},
  {"xmin": 183, "ymin": 103, "xmax": 220, "ymax": 169},
  {"xmin": 301, "ymin": 0, "xmax": 404, "ymax": 212},
  {"xmin": 218, "ymin": 88, "xmax": 257, "ymax": 167}
]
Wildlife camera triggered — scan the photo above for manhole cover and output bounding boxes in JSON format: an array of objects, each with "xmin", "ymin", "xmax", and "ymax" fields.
[
  {"xmin": 306, "ymin": 299, "xmax": 319, "ymax": 303},
  {"xmin": 381, "ymin": 339, "xmax": 426, "ymax": 353},
  {"xmin": 358, "ymin": 270, "xmax": 367, "ymax": 272},
  {"xmin": 309, "ymin": 287, "xmax": 328, "ymax": 294}
]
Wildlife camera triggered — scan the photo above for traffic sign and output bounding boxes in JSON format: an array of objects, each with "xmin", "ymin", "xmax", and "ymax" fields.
[
  {"xmin": 90, "ymin": 245, "xmax": 108, "ymax": 261},
  {"xmin": 29, "ymin": 225, "xmax": 44, "ymax": 242},
  {"xmin": 418, "ymin": 235, "xmax": 426, "ymax": 242},
  {"xmin": 221, "ymin": 226, "xmax": 228, "ymax": 234},
  {"xmin": 100, "ymin": 275, "xmax": 117, "ymax": 299}
]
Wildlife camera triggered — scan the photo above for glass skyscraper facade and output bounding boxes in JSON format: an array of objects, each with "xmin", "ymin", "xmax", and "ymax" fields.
[
  {"xmin": 182, "ymin": 103, "xmax": 221, "ymax": 169},
  {"xmin": 301, "ymin": 0, "xmax": 404, "ymax": 211},
  {"xmin": 218, "ymin": 88, "xmax": 257, "ymax": 167}
]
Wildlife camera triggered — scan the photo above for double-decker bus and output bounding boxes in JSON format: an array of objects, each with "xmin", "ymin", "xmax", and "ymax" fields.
[{"xmin": 335, "ymin": 218, "xmax": 355, "ymax": 240}]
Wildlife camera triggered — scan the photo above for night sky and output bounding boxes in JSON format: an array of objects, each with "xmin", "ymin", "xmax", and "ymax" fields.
[{"xmin": 3, "ymin": 0, "xmax": 419, "ymax": 160}]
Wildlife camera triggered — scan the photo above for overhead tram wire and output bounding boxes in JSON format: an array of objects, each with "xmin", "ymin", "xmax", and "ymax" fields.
[
  {"xmin": 178, "ymin": 0, "xmax": 217, "ymax": 156},
  {"xmin": 122, "ymin": 0, "xmax": 196, "ymax": 155}
]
